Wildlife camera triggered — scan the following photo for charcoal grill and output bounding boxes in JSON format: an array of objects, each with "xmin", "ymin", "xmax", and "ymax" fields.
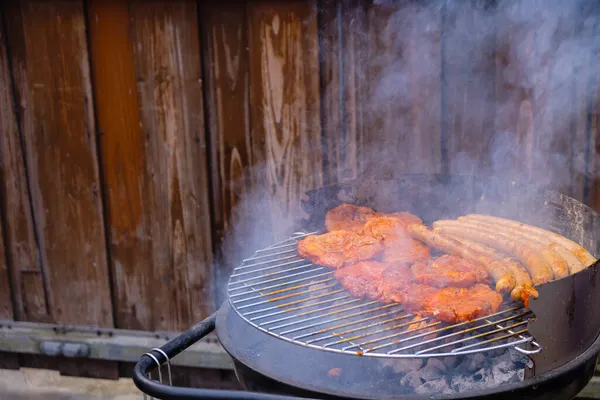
[
  {"xmin": 133, "ymin": 174, "xmax": 600, "ymax": 400},
  {"xmin": 227, "ymin": 232, "xmax": 540, "ymax": 358}
]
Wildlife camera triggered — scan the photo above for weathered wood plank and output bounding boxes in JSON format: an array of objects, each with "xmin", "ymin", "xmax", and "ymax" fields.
[
  {"xmin": 200, "ymin": 1, "xmax": 253, "ymax": 305},
  {"xmin": 0, "ymin": 2, "xmax": 45, "ymax": 322},
  {"xmin": 363, "ymin": 1, "xmax": 442, "ymax": 179},
  {"xmin": 319, "ymin": 0, "xmax": 367, "ymax": 184},
  {"xmin": 247, "ymin": 0, "xmax": 324, "ymax": 241},
  {"xmin": 493, "ymin": 2, "xmax": 590, "ymax": 196},
  {"xmin": 3, "ymin": 0, "xmax": 113, "ymax": 327},
  {"xmin": 442, "ymin": 1, "xmax": 497, "ymax": 176},
  {"xmin": 87, "ymin": 0, "xmax": 152, "ymax": 330},
  {"xmin": 130, "ymin": 1, "xmax": 215, "ymax": 329},
  {"xmin": 0, "ymin": 214, "xmax": 12, "ymax": 320}
]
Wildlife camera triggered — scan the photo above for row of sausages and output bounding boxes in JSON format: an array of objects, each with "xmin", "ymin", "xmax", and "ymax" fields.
[{"xmin": 408, "ymin": 214, "xmax": 597, "ymax": 305}]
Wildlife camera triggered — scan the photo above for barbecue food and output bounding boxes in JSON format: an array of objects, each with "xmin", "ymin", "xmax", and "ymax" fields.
[
  {"xmin": 411, "ymin": 255, "xmax": 490, "ymax": 288},
  {"xmin": 297, "ymin": 230, "xmax": 384, "ymax": 269},
  {"xmin": 459, "ymin": 215, "xmax": 589, "ymax": 273},
  {"xmin": 379, "ymin": 264, "xmax": 415, "ymax": 303},
  {"xmin": 333, "ymin": 261, "xmax": 386, "ymax": 299},
  {"xmin": 380, "ymin": 236, "xmax": 431, "ymax": 265},
  {"xmin": 461, "ymin": 214, "xmax": 596, "ymax": 267},
  {"xmin": 441, "ymin": 235, "xmax": 538, "ymax": 305},
  {"xmin": 433, "ymin": 220, "xmax": 555, "ymax": 284},
  {"xmin": 361, "ymin": 213, "xmax": 422, "ymax": 242},
  {"xmin": 442, "ymin": 219, "xmax": 570, "ymax": 279},
  {"xmin": 404, "ymin": 284, "xmax": 503, "ymax": 324},
  {"xmin": 325, "ymin": 204, "xmax": 377, "ymax": 232},
  {"xmin": 407, "ymin": 224, "xmax": 515, "ymax": 295}
]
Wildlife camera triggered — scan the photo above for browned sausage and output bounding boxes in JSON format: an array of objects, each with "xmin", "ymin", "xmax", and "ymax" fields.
[
  {"xmin": 440, "ymin": 234, "xmax": 538, "ymax": 305},
  {"xmin": 450, "ymin": 219, "xmax": 569, "ymax": 279},
  {"xmin": 458, "ymin": 216, "xmax": 585, "ymax": 274},
  {"xmin": 462, "ymin": 214, "xmax": 596, "ymax": 268},
  {"xmin": 408, "ymin": 224, "xmax": 515, "ymax": 294},
  {"xmin": 432, "ymin": 220, "xmax": 554, "ymax": 285}
]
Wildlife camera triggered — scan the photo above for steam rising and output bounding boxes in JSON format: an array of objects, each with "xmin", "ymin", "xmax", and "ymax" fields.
[{"xmin": 215, "ymin": 0, "xmax": 600, "ymax": 304}]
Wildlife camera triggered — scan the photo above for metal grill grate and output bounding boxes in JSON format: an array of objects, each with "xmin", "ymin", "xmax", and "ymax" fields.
[{"xmin": 227, "ymin": 232, "xmax": 542, "ymax": 358}]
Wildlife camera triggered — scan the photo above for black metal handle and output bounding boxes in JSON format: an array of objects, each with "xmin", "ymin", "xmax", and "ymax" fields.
[{"xmin": 132, "ymin": 312, "xmax": 316, "ymax": 400}]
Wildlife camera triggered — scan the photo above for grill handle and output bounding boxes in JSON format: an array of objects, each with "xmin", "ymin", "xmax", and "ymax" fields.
[{"xmin": 132, "ymin": 312, "xmax": 315, "ymax": 400}]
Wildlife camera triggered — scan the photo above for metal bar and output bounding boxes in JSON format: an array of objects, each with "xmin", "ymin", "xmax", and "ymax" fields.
[
  {"xmin": 244, "ymin": 289, "xmax": 345, "ymax": 316},
  {"xmin": 229, "ymin": 272, "xmax": 333, "ymax": 298},
  {"xmin": 259, "ymin": 298, "xmax": 362, "ymax": 326},
  {"xmin": 228, "ymin": 266, "xmax": 324, "ymax": 288},
  {"xmin": 229, "ymin": 258, "xmax": 308, "ymax": 278},
  {"xmin": 384, "ymin": 310, "xmax": 531, "ymax": 355},
  {"xmin": 248, "ymin": 294, "xmax": 352, "ymax": 321},
  {"xmin": 232, "ymin": 277, "xmax": 335, "ymax": 303},
  {"xmin": 236, "ymin": 283, "xmax": 339, "ymax": 310},
  {"xmin": 282, "ymin": 304, "xmax": 403, "ymax": 336},
  {"xmin": 302, "ymin": 311, "xmax": 410, "ymax": 343},
  {"xmin": 241, "ymin": 249, "xmax": 296, "ymax": 263}
]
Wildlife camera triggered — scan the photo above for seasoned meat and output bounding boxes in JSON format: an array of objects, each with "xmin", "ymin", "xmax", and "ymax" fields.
[
  {"xmin": 361, "ymin": 213, "xmax": 421, "ymax": 242},
  {"xmin": 297, "ymin": 230, "xmax": 384, "ymax": 269},
  {"xmin": 408, "ymin": 224, "xmax": 515, "ymax": 294},
  {"xmin": 378, "ymin": 264, "xmax": 414, "ymax": 303},
  {"xmin": 411, "ymin": 255, "xmax": 489, "ymax": 288},
  {"xmin": 381, "ymin": 237, "xmax": 431, "ymax": 265},
  {"xmin": 325, "ymin": 204, "xmax": 377, "ymax": 232},
  {"xmin": 405, "ymin": 284, "xmax": 503, "ymax": 324},
  {"xmin": 333, "ymin": 261, "xmax": 386, "ymax": 299}
]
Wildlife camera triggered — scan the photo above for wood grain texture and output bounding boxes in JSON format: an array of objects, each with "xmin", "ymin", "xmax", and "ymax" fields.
[
  {"xmin": 493, "ymin": 1, "xmax": 589, "ymax": 196},
  {"xmin": 3, "ymin": 0, "xmax": 113, "ymax": 327},
  {"xmin": 248, "ymin": 0, "xmax": 324, "ymax": 241},
  {"xmin": 0, "ymin": 11, "xmax": 41, "ymax": 322},
  {"xmin": 0, "ymin": 213, "xmax": 12, "ymax": 319},
  {"xmin": 130, "ymin": 1, "xmax": 215, "ymax": 330},
  {"xmin": 87, "ymin": 0, "xmax": 152, "ymax": 330},
  {"xmin": 319, "ymin": 0, "xmax": 367, "ymax": 184},
  {"xmin": 442, "ymin": 1, "xmax": 497, "ymax": 176},
  {"xmin": 363, "ymin": 1, "xmax": 442, "ymax": 179},
  {"xmin": 200, "ymin": 1, "xmax": 253, "ymax": 305}
]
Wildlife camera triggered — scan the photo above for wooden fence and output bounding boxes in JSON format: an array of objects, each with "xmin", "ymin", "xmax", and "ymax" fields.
[{"xmin": 0, "ymin": 0, "xmax": 599, "ymax": 380}]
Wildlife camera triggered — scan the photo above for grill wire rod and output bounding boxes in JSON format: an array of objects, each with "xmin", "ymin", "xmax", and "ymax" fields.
[{"xmin": 228, "ymin": 232, "xmax": 542, "ymax": 359}]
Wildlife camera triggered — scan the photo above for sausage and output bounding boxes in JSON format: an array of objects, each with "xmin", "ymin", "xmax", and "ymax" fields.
[
  {"xmin": 457, "ymin": 216, "xmax": 584, "ymax": 274},
  {"xmin": 407, "ymin": 224, "xmax": 515, "ymax": 294},
  {"xmin": 441, "ymin": 234, "xmax": 538, "ymax": 304},
  {"xmin": 432, "ymin": 220, "xmax": 554, "ymax": 285},
  {"xmin": 450, "ymin": 219, "xmax": 569, "ymax": 279},
  {"xmin": 462, "ymin": 214, "xmax": 596, "ymax": 267}
]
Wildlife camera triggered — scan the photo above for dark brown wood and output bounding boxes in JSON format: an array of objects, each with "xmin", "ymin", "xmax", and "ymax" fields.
[
  {"xmin": 247, "ymin": 0, "xmax": 324, "ymax": 241},
  {"xmin": 3, "ymin": 0, "xmax": 114, "ymax": 327},
  {"xmin": 363, "ymin": 1, "xmax": 442, "ymax": 179},
  {"xmin": 87, "ymin": 0, "xmax": 153, "ymax": 331},
  {"xmin": 443, "ymin": 1, "xmax": 497, "ymax": 177},
  {"xmin": 0, "ymin": 2, "xmax": 45, "ymax": 323},
  {"xmin": 493, "ymin": 3, "xmax": 589, "ymax": 197},
  {"xmin": 130, "ymin": 0, "xmax": 215, "ymax": 330},
  {"xmin": 200, "ymin": 1, "xmax": 253, "ymax": 305},
  {"xmin": 319, "ymin": 0, "xmax": 368, "ymax": 184},
  {"xmin": 0, "ymin": 217, "xmax": 12, "ymax": 320}
]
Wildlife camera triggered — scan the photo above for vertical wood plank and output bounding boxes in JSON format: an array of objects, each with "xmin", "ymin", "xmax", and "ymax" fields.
[
  {"xmin": 493, "ymin": 1, "xmax": 590, "ymax": 196},
  {"xmin": 130, "ymin": 1, "xmax": 215, "ymax": 330},
  {"xmin": 319, "ymin": 0, "xmax": 368, "ymax": 184},
  {"xmin": 200, "ymin": 1, "xmax": 253, "ymax": 304},
  {"xmin": 0, "ymin": 8, "xmax": 42, "ymax": 322},
  {"xmin": 0, "ymin": 214, "xmax": 12, "ymax": 320},
  {"xmin": 87, "ymin": 0, "xmax": 152, "ymax": 330},
  {"xmin": 442, "ymin": 1, "xmax": 497, "ymax": 177},
  {"xmin": 247, "ymin": 0, "xmax": 324, "ymax": 241},
  {"xmin": 363, "ymin": 1, "xmax": 442, "ymax": 179},
  {"xmin": 3, "ymin": 0, "xmax": 114, "ymax": 327}
]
